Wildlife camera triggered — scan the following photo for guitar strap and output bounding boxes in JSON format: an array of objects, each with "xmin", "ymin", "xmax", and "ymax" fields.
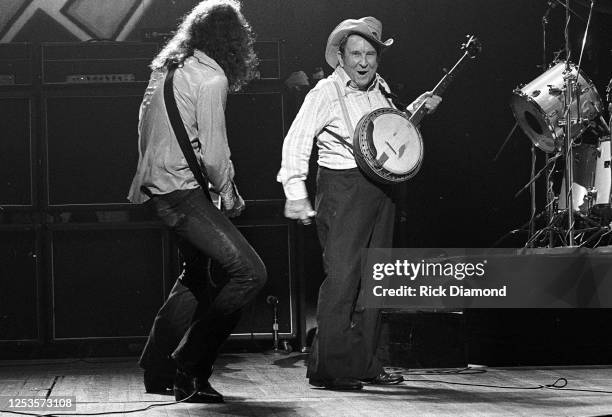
[{"xmin": 163, "ymin": 63, "xmax": 212, "ymax": 202}]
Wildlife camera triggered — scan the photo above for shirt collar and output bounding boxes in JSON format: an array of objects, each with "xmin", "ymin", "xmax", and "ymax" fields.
[
  {"xmin": 193, "ymin": 49, "xmax": 223, "ymax": 72},
  {"xmin": 334, "ymin": 66, "xmax": 381, "ymax": 92}
]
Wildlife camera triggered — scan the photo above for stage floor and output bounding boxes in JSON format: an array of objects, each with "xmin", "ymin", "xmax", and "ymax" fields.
[{"xmin": 1, "ymin": 353, "xmax": 612, "ymax": 416}]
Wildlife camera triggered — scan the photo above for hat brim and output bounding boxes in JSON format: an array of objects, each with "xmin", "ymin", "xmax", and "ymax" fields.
[{"xmin": 325, "ymin": 30, "xmax": 393, "ymax": 69}]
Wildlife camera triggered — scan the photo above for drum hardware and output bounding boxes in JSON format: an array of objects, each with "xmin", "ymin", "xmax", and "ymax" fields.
[
  {"xmin": 506, "ymin": 0, "xmax": 561, "ymax": 245},
  {"xmin": 507, "ymin": 0, "xmax": 611, "ymax": 248},
  {"xmin": 353, "ymin": 35, "xmax": 481, "ymax": 184},
  {"xmin": 523, "ymin": 207, "xmax": 612, "ymax": 248},
  {"xmin": 541, "ymin": 2, "xmax": 557, "ymax": 247},
  {"xmin": 563, "ymin": 0, "xmax": 600, "ymax": 245},
  {"xmin": 554, "ymin": 137, "xmax": 612, "ymax": 211},
  {"xmin": 514, "ymin": 153, "xmax": 560, "ymax": 199},
  {"xmin": 493, "ymin": 206, "xmax": 612, "ymax": 249}
]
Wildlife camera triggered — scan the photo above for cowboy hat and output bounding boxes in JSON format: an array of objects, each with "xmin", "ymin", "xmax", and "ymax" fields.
[{"xmin": 324, "ymin": 16, "xmax": 394, "ymax": 68}]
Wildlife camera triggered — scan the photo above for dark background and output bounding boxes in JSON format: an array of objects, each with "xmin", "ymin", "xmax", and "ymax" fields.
[{"xmin": 1, "ymin": 0, "xmax": 612, "ymax": 363}]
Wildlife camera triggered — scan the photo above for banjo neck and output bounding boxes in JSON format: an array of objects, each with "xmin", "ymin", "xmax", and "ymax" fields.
[{"xmin": 409, "ymin": 34, "xmax": 481, "ymax": 126}]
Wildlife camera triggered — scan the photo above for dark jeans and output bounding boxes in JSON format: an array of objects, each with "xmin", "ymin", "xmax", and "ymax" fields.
[
  {"xmin": 139, "ymin": 187, "xmax": 267, "ymax": 377},
  {"xmin": 307, "ymin": 168, "xmax": 395, "ymax": 381}
]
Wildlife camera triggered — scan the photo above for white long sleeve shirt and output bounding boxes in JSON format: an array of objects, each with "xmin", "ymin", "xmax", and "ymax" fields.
[
  {"xmin": 128, "ymin": 50, "xmax": 234, "ymax": 204},
  {"xmin": 277, "ymin": 67, "xmax": 396, "ymax": 200}
]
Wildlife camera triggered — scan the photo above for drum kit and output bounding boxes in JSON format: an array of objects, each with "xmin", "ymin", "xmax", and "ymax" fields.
[{"xmin": 509, "ymin": 1, "xmax": 612, "ymax": 247}]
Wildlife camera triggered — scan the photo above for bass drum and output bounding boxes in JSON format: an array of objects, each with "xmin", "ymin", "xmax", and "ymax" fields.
[
  {"xmin": 558, "ymin": 138, "xmax": 612, "ymax": 213},
  {"xmin": 353, "ymin": 107, "xmax": 423, "ymax": 184},
  {"xmin": 510, "ymin": 61, "xmax": 604, "ymax": 153}
]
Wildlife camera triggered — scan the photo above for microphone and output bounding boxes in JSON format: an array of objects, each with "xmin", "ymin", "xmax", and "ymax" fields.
[{"xmin": 264, "ymin": 295, "xmax": 289, "ymax": 354}]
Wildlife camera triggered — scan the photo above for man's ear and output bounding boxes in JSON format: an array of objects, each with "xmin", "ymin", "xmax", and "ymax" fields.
[{"xmin": 336, "ymin": 51, "xmax": 345, "ymax": 68}]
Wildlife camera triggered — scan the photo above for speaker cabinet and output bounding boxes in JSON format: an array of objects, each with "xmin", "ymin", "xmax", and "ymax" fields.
[
  {"xmin": 379, "ymin": 311, "xmax": 467, "ymax": 368},
  {"xmin": 44, "ymin": 91, "xmax": 142, "ymax": 207},
  {"xmin": 229, "ymin": 224, "xmax": 295, "ymax": 338},
  {"xmin": 161, "ymin": 222, "xmax": 296, "ymax": 339},
  {"xmin": 0, "ymin": 228, "xmax": 39, "ymax": 341},
  {"xmin": 0, "ymin": 43, "xmax": 32, "ymax": 85},
  {"xmin": 43, "ymin": 88, "xmax": 285, "ymax": 206},
  {"xmin": 41, "ymin": 42, "xmax": 157, "ymax": 84},
  {"xmin": 226, "ymin": 92, "xmax": 285, "ymax": 201},
  {"xmin": 0, "ymin": 94, "xmax": 33, "ymax": 206},
  {"xmin": 253, "ymin": 41, "xmax": 280, "ymax": 80},
  {"xmin": 49, "ymin": 225, "xmax": 167, "ymax": 339}
]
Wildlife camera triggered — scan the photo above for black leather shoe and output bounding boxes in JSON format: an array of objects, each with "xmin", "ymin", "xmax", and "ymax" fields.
[
  {"xmin": 173, "ymin": 370, "xmax": 224, "ymax": 403},
  {"xmin": 362, "ymin": 371, "xmax": 404, "ymax": 385},
  {"xmin": 143, "ymin": 369, "xmax": 174, "ymax": 393},
  {"xmin": 309, "ymin": 377, "xmax": 363, "ymax": 390}
]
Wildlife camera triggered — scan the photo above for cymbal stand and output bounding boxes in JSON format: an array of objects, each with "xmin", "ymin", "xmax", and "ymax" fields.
[
  {"xmin": 542, "ymin": 2, "xmax": 556, "ymax": 247},
  {"xmin": 524, "ymin": 211, "xmax": 569, "ymax": 247},
  {"xmin": 560, "ymin": 0, "xmax": 596, "ymax": 246},
  {"xmin": 525, "ymin": 210, "xmax": 609, "ymax": 248},
  {"xmin": 529, "ymin": 145, "xmax": 537, "ymax": 247},
  {"xmin": 514, "ymin": 154, "xmax": 560, "ymax": 198},
  {"xmin": 561, "ymin": 0, "xmax": 576, "ymax": 246}
]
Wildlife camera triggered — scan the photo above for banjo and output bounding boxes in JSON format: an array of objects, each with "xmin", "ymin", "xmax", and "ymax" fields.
[{"xmin": 353, "ymin": 35, "xmax": 482, "ymax": 184}]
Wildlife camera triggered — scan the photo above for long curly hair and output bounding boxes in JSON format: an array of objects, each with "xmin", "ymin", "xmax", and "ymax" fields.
[{"xmin": 151, "ymin": 0, "xmax": 258, "ymax": 92}]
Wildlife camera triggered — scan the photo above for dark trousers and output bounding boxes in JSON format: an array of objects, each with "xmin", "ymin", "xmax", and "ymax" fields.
[
  {"xmin": 139, "ymin": 188, "xmax": 267, "ymax": 377},
  {"xmin": 307, "ymin": 168, "xmax": 395, "ymax": 381}
]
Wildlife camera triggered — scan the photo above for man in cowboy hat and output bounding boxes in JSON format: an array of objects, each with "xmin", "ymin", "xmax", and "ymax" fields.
[{"xmin": 278, "ymin": 17, "xmax": 441, "ymax": 390}]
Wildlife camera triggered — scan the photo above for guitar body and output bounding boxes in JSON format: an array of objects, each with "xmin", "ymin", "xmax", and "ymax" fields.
[{"xmin": 354, "ymin": 108, "xmax": 424, "ymax": 184}]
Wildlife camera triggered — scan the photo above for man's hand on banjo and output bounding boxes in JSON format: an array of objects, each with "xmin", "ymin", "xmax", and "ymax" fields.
[
  {"xmin": 284, "ymin": 198, "xmax": 317, "ymax": 226},
  {"xmin": 410, "ymin": 91, "xmax": 442, "ymax": 114}
]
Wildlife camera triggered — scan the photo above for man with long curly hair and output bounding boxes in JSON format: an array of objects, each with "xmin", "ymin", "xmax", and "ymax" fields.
[{"xmin": 128, "ymin": 0, "xmax": 265, "ymax": 403}]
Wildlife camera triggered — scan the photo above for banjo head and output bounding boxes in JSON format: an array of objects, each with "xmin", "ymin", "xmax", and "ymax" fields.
[{"xmin": 353, "ymin": 107, "xmax": 424, "ymax": 184}]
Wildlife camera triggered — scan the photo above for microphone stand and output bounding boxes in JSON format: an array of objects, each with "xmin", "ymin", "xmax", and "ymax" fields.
[
  {"xmin": 264, "ymin": 295, "xmax": 291, "ymax": 354},
  {"xmin": 267, "ymin": 295, "xmax": 281, "ymax": 353}
]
